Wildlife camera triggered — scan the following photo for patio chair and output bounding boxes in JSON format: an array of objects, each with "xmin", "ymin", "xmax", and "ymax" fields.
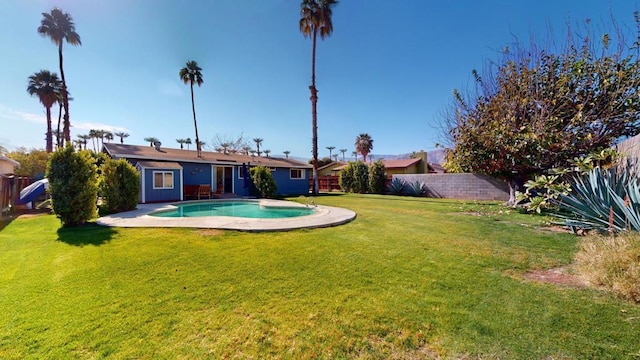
[{"xmin": 198, "ymin": 185, "xmax": 211, "ymax": 200}]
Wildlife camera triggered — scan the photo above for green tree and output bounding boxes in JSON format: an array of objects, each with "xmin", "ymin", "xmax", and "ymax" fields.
[
  {"xmin": 8, "ymin": 148, "xmax": 50, "ymax": 178},
  {"xmin": 355, "ymin": 133, "xmax": 373, "ymax": 163},
  {"xmin": 38, "ymin": 8, "xmax": 81, "ymax": 146},
  {"xmin": 26, "ymin": 70, "xmax": 62, "ymax": 153},
  {"xmin": 369, "ymin": 159, "xmax": 387, "ymax": 194},
  {"xmin": 179, "ymin": 60, "xmax": 204, "ymax": 157},
  {"xmin": 47, "ymin": 146, "xmax": 97, "ymax": 226},
  {"xmin": 299, "ymin": 0, "xmax": 338, "ymax": 195},
  {"xmin": 250, "ymin": 165, "xmax": 277, "ymax": 198},
  {"xmin": 444, "ymin": 15, "xmax": 640, "ymax": 204},
  {"xmin": 100, "ymin": 158, "xmax": 139, "ymax": 213}
]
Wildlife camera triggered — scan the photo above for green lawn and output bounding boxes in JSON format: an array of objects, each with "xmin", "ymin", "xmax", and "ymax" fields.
[{"xmin": 1, "ymin": 194, "xmax": 639, "ymax": 359}]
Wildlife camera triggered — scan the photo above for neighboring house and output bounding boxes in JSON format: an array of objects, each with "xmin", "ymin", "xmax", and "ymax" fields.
[
  {"xmin": 318, "ymin": 161, "xmax": 347, "ymax": 176},
  {"xmin": 0, "ymin": 154, "xmax": 20, "ymax": 175},
  {"xmin": 103, "ymin": 143, "xmax": 312, "ymax": 203}
]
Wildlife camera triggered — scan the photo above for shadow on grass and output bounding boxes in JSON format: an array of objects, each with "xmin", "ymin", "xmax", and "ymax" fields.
[
  {"xmin": 57, "ymin": 222, "xmax": 117, "ymax": 246},
  {"xmin": 0, "ymin": 214, "xmax": 16, "ymax": 231}
]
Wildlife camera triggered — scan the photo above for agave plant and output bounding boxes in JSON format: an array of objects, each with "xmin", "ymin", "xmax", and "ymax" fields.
[
  {"xmin": 405, "ymin": 181, "xmax": 428, "ymax": 197},
  {"xmin": 387, "ymin": 177, "xmax": 407, "ymax": 195},
  {"xmin": 552, "ymin": 165, "xmax": 640, "ymax": 233}
]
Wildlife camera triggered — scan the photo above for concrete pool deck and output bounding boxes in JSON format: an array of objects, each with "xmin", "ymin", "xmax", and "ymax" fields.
[{"xmin": 96, "ymin": 199, "xmax": 356, "ymax": 231}]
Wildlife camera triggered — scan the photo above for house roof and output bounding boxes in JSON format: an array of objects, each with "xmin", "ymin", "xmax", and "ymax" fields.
[
  {"xmin": 0, "ymin": 154, "xmax": 20, "ymax": 167},
  {"xmin": 318, "ymin": 161, "xmax": 347, "ymax": 171},
  {"xmin": 103, "ymin": 143, "xmax": 312, "ymax": 169},
  {"xmin": 381, "ymin": 158, "xmax": 421, "ymax": 169},
  {"xmin": 136, "ymin": 161, "xmax": 183, "ymax": 169}
]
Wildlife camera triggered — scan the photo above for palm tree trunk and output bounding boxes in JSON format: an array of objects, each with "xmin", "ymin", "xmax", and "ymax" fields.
[
  {"xmin": 56, "ymin": 103, "xmax": 62, "ymax": 149},
  {"xmin": 45, "ymin": 106, "xmax": 53, "ymax": 153},
  {"xmin": 310, "ymin": 30, "xmax": 319, "ymax": 195},
  {"xmin": 191, "ymin": 83, "xmax": 201, "ymax": 157},
  {"xmin": 58, "ymin": 43, "xmax": 71, "ymax": 146}
]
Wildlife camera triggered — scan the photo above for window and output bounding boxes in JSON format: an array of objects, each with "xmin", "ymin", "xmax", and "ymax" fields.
[
  {"xmin": 290, "ymin": 169, "xmax": 305, "ymax": 179},
  {"xmin": 238, "ymin": 166, "xmax": 244, "ymax": 179},
  {"xmin": 153, "ymin": 171, "xmax": 174, "ymax": 189}
]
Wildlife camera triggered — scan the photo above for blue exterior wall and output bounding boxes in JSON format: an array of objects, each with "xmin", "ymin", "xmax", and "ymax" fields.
[
  {"xmin": 181, "ymin": 163, "xmax": 212, "ymax": 186},
  {"xmin": 272, "ymin": 168, "xmax": 309, "ymax": 195},
  {"xmin": 143, "ymin": 168, "xmax": 182, "ymax": 203}
]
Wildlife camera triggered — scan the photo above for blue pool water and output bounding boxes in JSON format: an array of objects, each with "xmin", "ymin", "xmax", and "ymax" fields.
[{"xmin": 150, "ymin": 201, "xmax": 315, "ymax": 219}]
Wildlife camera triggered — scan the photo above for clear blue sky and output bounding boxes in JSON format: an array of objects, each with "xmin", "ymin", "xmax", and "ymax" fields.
[{"xmin": 1, "ymin": 0, "xmax": 638, "ymax": 159}]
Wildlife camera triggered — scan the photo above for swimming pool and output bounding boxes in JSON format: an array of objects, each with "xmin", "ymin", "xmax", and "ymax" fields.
[{"xmin": 150, "ymin": 200, "xmax": 316, "ymax": 219}]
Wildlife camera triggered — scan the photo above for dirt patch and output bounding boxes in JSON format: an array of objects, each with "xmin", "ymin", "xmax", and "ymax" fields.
[
  {"xmin": 523, "ymin": 266, "xmax": 589, "ymax": 288},
  {"xmin": 196, "ymin": 229, "xmax": 224, "ymax": 237}
]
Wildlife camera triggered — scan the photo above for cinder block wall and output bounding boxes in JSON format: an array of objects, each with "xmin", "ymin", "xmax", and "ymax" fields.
[{"xmin": 394, "ymin": 173, "xmax": 509, "ymax": 201}]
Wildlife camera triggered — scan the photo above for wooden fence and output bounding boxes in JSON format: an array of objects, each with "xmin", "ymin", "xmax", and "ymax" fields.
[
  {"xmin": 0, "ymin": 176, "xmax": 34, "ymax": 215},
  {"xmin": 309, "ymin": 175, "xmax": 393, "ymax": 192}
]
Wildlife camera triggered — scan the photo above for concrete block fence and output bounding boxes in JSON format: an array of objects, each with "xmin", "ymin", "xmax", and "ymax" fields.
[{"xmin": 393, "ymin": 173, "xmax": 509, "ymax": 201}]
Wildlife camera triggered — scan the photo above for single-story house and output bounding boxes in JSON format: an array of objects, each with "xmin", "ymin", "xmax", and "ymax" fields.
[
  {"xmin": 103, "ymin": 143, "xmax": 312, "ymax": 203},
  {"xmin": 318, "ymin": 161, "xmax": 347, "ymax": 176}
]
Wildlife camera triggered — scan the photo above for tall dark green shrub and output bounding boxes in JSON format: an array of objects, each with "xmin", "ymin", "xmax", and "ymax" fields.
[
  {"xmin": 352, "ymin": 161, "xmax": 369, "ymax": 194},
  {"xmin": 339, "ymin": 163, "xmax": 355, "ymax": 192},
  {"xmin": 100, "ymin": 158, "xmax": 140, "ymax": 213},
  {"xmin": 369, "ymin": 160, "xmax": 387, "ymax": 194},
  {"xmin": 250, "ymin": 165, "xmax": 277, "ymax": 198},
  {"xmin": 47, "ymin": 146, "xmax": 98, "ymax": 226}
]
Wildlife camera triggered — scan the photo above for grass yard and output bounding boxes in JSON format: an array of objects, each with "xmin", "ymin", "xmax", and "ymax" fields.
[{"xmin": 1, "ymin": 194, "xmax": 639, "ymax": 359}]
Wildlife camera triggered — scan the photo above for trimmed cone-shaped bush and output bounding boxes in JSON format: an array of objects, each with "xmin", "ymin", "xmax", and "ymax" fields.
[
  {"xmin": 47, "ymin": 146, "xmax": 98, "ymax": 226},
  {"xmin": 339, "ymin": 163, "xmax": 355, "ymax": 192},
  {"xmin": 100, "ymin": 158, "xmax": 140, "ymax": 213},
  {"xmin": 369, "ymin": 160, "xmax": 387, "ymax": 194},
  {"xmin": 250, "ymin": 165, "xmax": 277, "ymax": 198}
]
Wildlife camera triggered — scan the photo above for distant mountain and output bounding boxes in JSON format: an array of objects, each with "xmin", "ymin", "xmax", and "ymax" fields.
[{"xmin": 295, "ymin": 149, "xmax": 447, "ymax": 165}]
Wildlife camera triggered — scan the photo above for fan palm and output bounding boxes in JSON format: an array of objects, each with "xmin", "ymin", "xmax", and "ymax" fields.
[
  {"xmin": 283, "ymin": 150, "xmax": 291, "ymax": 159},
  {"xmin": 179, "ymin": 61, "xmax": 204, "ymax": 157},
  {"xmin": 355, "ymin": 133, "xmax": 373, "ymax": 163},
  {"xmin": 26, "ymin": 70, "xmax": 62, "ymax": 153},
  {"xmin": 144, "ymin": 137, "xmax": 159, "ymax": 147},
  {"xmin": 299, "ymin": 0, "xmax": 338, "ymax": 194},
  {"xmin": 38, "ymin": 8, "xmax": 81, "ymax": 145},
  {"xmin": 253, "ymin": 138, "xmax": 263, "ymax": 157},
  {"xmin": 114, "ymin": 131, "xmax": 129, "ymax": 144},
  {"xmin": 340, "ymin": 148, "xmax": 347, "ymax": 161},
  {"xmin": 326, "ymin": 145, "xmax": 335, "ymax": 158}
]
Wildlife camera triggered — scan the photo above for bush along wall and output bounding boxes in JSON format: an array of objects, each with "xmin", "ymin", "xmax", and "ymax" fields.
[{"xmin": 100, "ymin": 158, "xmax": 140, "ymax": 213}]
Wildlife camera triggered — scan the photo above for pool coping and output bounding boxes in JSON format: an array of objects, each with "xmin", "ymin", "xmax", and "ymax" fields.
[{"xmin": 96, "ymin": 199, "xmax": 356, "ymax": 232}]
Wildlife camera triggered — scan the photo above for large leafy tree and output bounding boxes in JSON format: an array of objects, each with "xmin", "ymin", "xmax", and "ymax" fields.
[
  {"xmin": 26, "ymin": 70, "xmax": 62, "ymax": 153},
  {"xmin": 444, "ymin": 16, "xmax": 640, "ymax": 204},
  {"xmin": 179, "ymin": 61, "xmax": 204, "ymax": 157},
  {"xmin": 355, "ymin": 133, "xmax": 373, "ymax": 163},
  {"xmin": 299, "ymin": 0, "xmax": 338, "ymax": 194},
  {"xmin": 38, "ymin": 8, "xmax": 81, "ymax": 146}
]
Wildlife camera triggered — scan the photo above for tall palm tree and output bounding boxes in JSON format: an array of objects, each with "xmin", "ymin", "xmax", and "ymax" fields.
[
  {"xmin": 242, "ymin": 145, "xmax": 252, "ymax": 155},
  {"xmin": 351, "ymin": 151, "xmax": 358, "ymax": 161},
  {"xmin": 253, "ymin": 138, "xmax": 263, "ymax": 156},
  {"xmin": 299, "ymin": 0, "xmax": 338, "ymax": 194},
  {"xmin": 114, "ymin": 131, "xmax": 129, "ymax": 144},
  {"xmin": 104, "ymin": 131, "xmax": 114, "ymax": 143},
  {"xmin": 77, "ymin": 134, "xmax": 90, "ymax": 150},
  {"xmin": 264, "ymin": 149, "xmax": 271, "ymax": 158},
  {"xmin": 355, "ymin": 133, "xmax": 373, "ymax": 163},
  {"xmin": 176, "ymin": 138, "xmax": 186, "ymax": 149},
  {"xmin": 26, "ymin": 70, "xmax": 61, "ymax": 153},
  {"xmin": 185, "ymin": 138, "xmax": 192, "ymax": 150},
  {"xmin": 89, "ymin": 129, "xmax": 99, "ymax": 151},
  {"xmin": 144, "ymin": 137, "xmax": 159, "ymax": 147},
  {"xmin": 283, "ymin": 150, "xmax": 291, "ymax": 159},
  {"xmin": 326, "ymin": 145, "xmax": 335, "ymax": 158},
  {"xmin": 38, "ymin": 8, "xmax": 81, "ymax": 145},
  {"xmin": 339, "ymin": 148, "xmax": 347, "ymax": 161},
  {"xmin": 179, "ymin": 61, "xmax": 204, "ymax": 157}
]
